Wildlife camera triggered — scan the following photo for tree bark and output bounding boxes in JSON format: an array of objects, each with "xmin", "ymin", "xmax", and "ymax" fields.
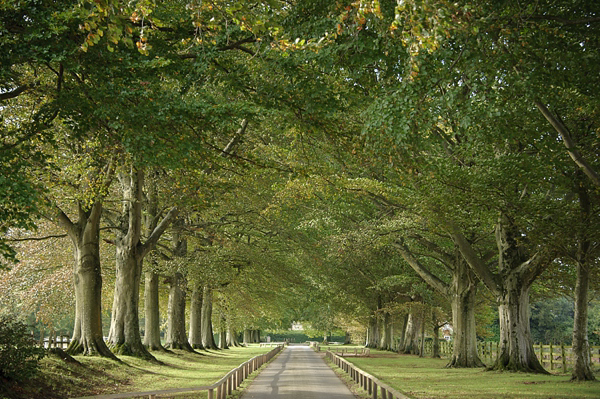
[
  {"xmin": 218, "ymin": 312, "xmax": 229, "ymax": 349},
  {"xmin": 397, "ymin": 313, "xmax": 408, "ymax": 353},
  {"xmin": 489, "ymin": 216, "xmax": 548, "ymax": 373},
  {"xmin": 201, "ymin": 286, "xmax": 218, "ymax": 349},
  {"xmin": 379, "ymin": 312, "xmax": 392, "ymax": 351},
  {"xmin": 226, "ymin": 325, "xmax": 239, "ymax": 347},
  {"xmin": 432, "ymin": 318, "xmax": 441, "ymax": 359},
  {"xmin": 164, "ymin": 272, "xmax": 193, "ymax": 350},
  {"xmin": 188, "ymin": 282, "xmax": 204, "ymax": 349},
  {"xmin": 571, "ymin": 182, "xmax": 596, "ymax": 381},
  {"xmin": 446, "ymin": 259, "xmax": 484, "ymax": 367},
  {"xmin": 344, "ymin": 331, "xmax": 352, "ymax": 345},
  {"xmin": 243, "ymin": 329, "xmax": 251, "ymax": 345},
  {"xmin": 402, "ymin": 311, "xmax": 420, "ymax": 355},
  {"xmin": 396, "ymin": 240, "xmax": 484, "ymax": 367},
  {"xmin": 108, "ymin": 242, "xmax": 150, "ymax": 358},
  {"xmin": 419, "ymin": 309, "xmax": 426, "ymax": 358},
  {"xmin": 143, "ymin": 271, "xmax": 165, "ymax": 351},
  {"xmin": 450, "ymin": 215, "xmax": 549, "ymax": 373},
  {"xmin": 108, "ymin": 168, "xmax": 177, "ymax": 358},
  {"xmin": 571, "ymin": 260, "xmax": 595, "ymax": 380},
  {"xmin": 59, "ymin": 202, "xmax": 116, "ymax": 359},
  {"xmin": 366, "ymin": 315, "xmax": 379, "ymax": 348}
]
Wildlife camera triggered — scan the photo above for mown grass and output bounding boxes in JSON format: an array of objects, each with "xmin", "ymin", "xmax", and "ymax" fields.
[
  {"xmin": 1, "ymin": 345, "xmax": 273, "ymax": 399},
  {"xmin": 328, "ymin": 348, "xmax": 600, "ymax": 399}
]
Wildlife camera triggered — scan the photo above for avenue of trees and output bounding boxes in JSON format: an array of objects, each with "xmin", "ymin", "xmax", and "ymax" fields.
[{"xmin": 1, "ymin": 0, "xmax": 599, "ymax": 383}]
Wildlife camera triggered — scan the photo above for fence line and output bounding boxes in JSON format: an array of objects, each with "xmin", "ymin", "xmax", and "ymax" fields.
[
  {"xmin": 424, "ymin": 341, "xmax": 600, "ymax": 371},
  {"xmin": 326, "ymin": 350, "xmax": 410, "ymax": 399},
  {"xmin": 70, "ymin": 344, "xmax": 284, "ymax": 399}
]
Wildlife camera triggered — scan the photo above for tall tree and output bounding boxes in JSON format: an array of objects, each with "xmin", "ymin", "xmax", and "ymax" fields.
[{"xmin": 107, "ymin": 167, "xmax": 178, "ymax": 358}]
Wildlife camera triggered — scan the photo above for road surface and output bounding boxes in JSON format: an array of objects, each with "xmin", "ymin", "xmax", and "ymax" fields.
[{"xmin": 242, "ymin": 345, "xmax": 357, "ymax": 399}]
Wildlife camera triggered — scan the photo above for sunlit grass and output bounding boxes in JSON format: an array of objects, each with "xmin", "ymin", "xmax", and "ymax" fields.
[
  {"xmin": 33, "ymin": 345, "xmax": 273, "ymax": 399},
  {"xmin": 329, "ymin": 349, "xmax": 600, "ymax": 399}
]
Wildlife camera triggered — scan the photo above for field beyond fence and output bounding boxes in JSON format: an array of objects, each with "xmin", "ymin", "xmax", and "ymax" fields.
[{"xmin": 431, "ymin": 341, "xmax": 600, "ymax": 371}]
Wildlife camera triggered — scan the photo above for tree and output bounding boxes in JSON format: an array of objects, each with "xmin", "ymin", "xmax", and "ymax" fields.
[
  {"xmin": 106, "ymin": 167, "xmax": 178, "ymax": 358},
  {"xmin": 394, "ymin": 236, "xmax": 485, "ymax": 367}
]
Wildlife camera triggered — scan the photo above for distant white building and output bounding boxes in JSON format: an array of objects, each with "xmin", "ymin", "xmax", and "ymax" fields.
[
  {"xmin": 291, "ymin": 322, "xmax": 303, "ymax": 331},
  {"xmin": 442, "ymin": 323, "xmax": 453, "ymax": 341}
]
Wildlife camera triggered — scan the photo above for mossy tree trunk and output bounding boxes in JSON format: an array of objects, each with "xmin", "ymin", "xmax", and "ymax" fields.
[
  {"xmin": 188, "ymin": 282, "xmax": 204, "ymax": 349},
  {"xmin": 451, "ymin": 215, "xmax": 549, "ymax": 373},
  {"xmin": 402, "ymin": 311, "xmax": 420, "ymax": 355},
  {"xmin": 107, "ymin": 168, "xmax": 177, "ymax": 359},
  {"xmin": 226, "ymin": 325, "xmax": 239, "ymax": 347},
  {"xmin": 571, "ymin": 182, "xmax": 595, "ymax": 381},
  {"xmin": 57, "ymin": 202, "xmax": 116, "ymax": 359},
  {"xmin": 143, "ymin": 271, "xmax": 165, "ymax": 351},
  {"xmin": 201, "ymin": 286, "xmax": 218, "ymax": 349},
  {"xmin": 396, "ymin": 240, "xmax": 484, "ymax": 367},
  {"xmin": 165, "ymin": 272, "xmax": 192, "ymax": 350}
]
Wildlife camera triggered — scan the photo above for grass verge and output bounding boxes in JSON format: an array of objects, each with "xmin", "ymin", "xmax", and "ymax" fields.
[
  {"xmin": 325, "ymin": 348, "xmax": 600, "ymax": 399},
  {"xmin": 0, "ymin": 345, "xmax": 273, "ymax": 399}
]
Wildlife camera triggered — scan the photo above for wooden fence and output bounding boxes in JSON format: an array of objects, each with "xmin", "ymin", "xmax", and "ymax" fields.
[
  {"xmin": 426, "ymin": 341, "xmax": 600, "ymax": 371},
  {"xmin": 315, "ymin": 346, "xmax": 371, "ymax": 357},
  {"xmin": 70, "ymin": 345, "xmax": 284, "ymax": 399},
  {"xmin": 326, "ymin": 351, "xmax": 410, "ymax": 399}
]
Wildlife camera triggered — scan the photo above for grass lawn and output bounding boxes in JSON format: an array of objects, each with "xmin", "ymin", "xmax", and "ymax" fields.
[
  {"xmin": 1, "ymin": 345, "xmax": 274, "ymax": 399},
  {"xmin": 328, "ymin": 349, "xmax": 600, "ymax": 399}
]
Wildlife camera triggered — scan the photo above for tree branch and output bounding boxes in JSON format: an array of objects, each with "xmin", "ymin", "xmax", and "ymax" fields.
[
  {"xmin": 535, "ymin": 100, "xmax": 600, "ymax": 186},
  {"xmin": 528, "ymin": 15, "xmax": 600, "ymax": 25},
  {"xmin": 446, "ymin": 222, "xmax": 501, "ymax": 296},
  {"xmin": 7, "ymin": 234, "xmax": 67, "ymax": 242},
  {"xmin": 0, "ymin": 85, "xmax": 30, "ymax": 101},
  {"xmin": 141, "ymin": 206, "xmax": 179, "ymax": 258},
  {"xmin": 392, "ymin": 240, "xmax": 450, "ymax": 297}
]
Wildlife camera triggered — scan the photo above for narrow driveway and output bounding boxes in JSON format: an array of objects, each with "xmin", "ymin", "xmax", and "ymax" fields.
[{"xmin": 242, "ymin": 345, "xmax": 356, "ymax": 399}]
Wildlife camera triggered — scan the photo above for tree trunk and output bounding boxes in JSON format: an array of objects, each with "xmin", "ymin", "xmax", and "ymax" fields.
[
  {"xmin": 108, "ymin": 168, "xmax": 177, "ymax": 359},
  {"xmin": 379, "ymin": 312, "xmax": 392, "ymax": 351},
  {"xmin": 489, "ymin": 216, "xmax": 548, "ymax": 373},
  {"xmin": 60, "ymin": 202, "xmax": 116, "ymax": 359},
  {"xmin": 419, "ymin": 309, "xmax": 426, "ymax": 358},
  {"xmin": 189, "ymin": 282, "xmax": 204, "ymax": 349},
  {"xmin": 432, "ymin": 321, "xmax": 441, "ymax": 359},
  {"xmin": 397, "ymin": 313, "xmax": 408, "ymax": 353},
  {"xmin": 164, "ymin": 272, "xmax": 192, "ymax": 351},
  {"xmin": 253, "ymin": 329, "xmax": 261, "ymax": 343},
  {"xmin": 108, "ymin": 245, "xmax": 151, "ymax": 358},
  {"xmin": 451, "ymin": 215, "xmax": 549, "ymax": 373},
  {"xmin": 446, "ymin": 259, "xmax": 484, "ymax": 367},
  {"xmin": 571, "ymin": 181, "xmax": 596, "ymax": 381},
  {"xmin": 201, "ymin": 286, "xmax": 218, "ymax": 349},
  {"xmin": 226, "ymin": 325, "xmax": 239, "ymax": 347},
  {"xmin": 243, "ymin": 329, "xmax": 251, "ymax": 345},
  {"xmin": 143, "ymin": 271, "xmax": 165, "ymax": 351},
  {"xmin": 218, "ymin": 312, "xmax": 229, "ymax": 349},
  {"xmin": 402, "ymin": 312, "xmax": 420, "ymax": 355},
  {"xmin": 396, "ymin": 240, "xmax": 483, "ymax": 366},
  {"xmin": 571, "ymin": 260, "xmax": 595, "ymax": 380},
  {"xmin": 366, "ymin": 315, "xmax": 379, "ymax": 348},
  {"xmin": 344, "ymin": 331, "xmax": 352, "ymax": 345}
]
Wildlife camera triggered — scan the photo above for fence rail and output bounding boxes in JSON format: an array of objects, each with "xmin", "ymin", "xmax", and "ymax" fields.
[
  {"xmin": 316, "ymin": 346, "xmax": 370, "ymax": 357},
  {"xmin": 70, "ymin": 345, "xmax": 284, "ymax": 399},
  {"xmin": 326, "ymin": 351, "xmax": 410, "ymax": 399},
  {"xmin": 426, "ymin": 341, "xmax": 600, "ymax": 371}
]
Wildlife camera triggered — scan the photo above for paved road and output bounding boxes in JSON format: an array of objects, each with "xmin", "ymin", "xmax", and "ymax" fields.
[{"xmin": 242, "ymin": 345, "xmax": 356, "ymax": 399}]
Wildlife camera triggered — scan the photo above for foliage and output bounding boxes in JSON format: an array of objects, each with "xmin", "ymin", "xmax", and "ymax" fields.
[
  {"xmin": 0, "ymin": 311, "xmax": 46, "ymax": 381},
  {"xmin": 530, "ymin": 297, "xmax": 574, "ymax": 344}
]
